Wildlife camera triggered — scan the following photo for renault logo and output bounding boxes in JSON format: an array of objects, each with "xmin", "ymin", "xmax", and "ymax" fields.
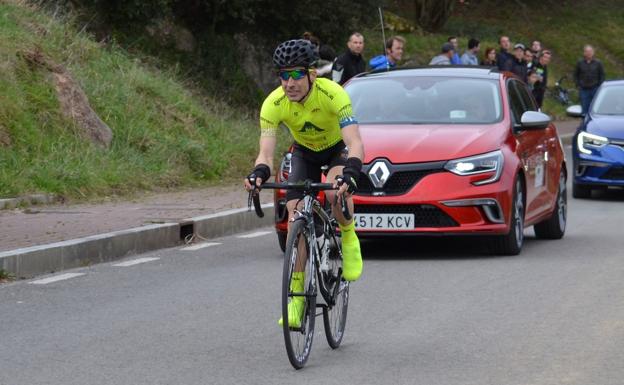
[{"xmin": 368, "ymin": 161, "xmax": 391, "ymax": 188}]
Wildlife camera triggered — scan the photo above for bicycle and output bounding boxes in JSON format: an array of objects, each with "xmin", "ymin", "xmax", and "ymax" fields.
[
  {"xmin": 554, "ymin": 76, "xmax": 572, "ymax": 105},
  {"xmin": 248, "ymin": 178, "xmax": 351, "ymax": 369}
]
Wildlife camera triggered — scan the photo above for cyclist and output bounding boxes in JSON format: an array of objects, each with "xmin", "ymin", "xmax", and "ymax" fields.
[{"xmin": 244, "ymin": 39, "xmax": 365, "ymax": 327}]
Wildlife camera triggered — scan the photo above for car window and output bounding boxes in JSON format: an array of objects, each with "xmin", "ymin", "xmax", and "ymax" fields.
[
  {"xmin": 591, "ymin": 85, "xmax": 624, "ymax": 115},
  {"xmin": 507, "ymin": 80, "xmax": 525, "ymax": 124},
  {"xmin": 515, "ymin": 81, "xmax": 538, "ymax": 112},
  {"xmin": 346, "ymin": 76, "xmax": 502, "ymax": 125}
]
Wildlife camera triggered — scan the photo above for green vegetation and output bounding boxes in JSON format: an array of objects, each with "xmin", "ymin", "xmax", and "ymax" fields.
[
  {"xmin": 1, "ymin": 1, "xmax": 623, "ymax": 200},
  {"xmin": 0, "ymin": 1, "xmax": 287, "ymax": 199},
  {"xmin": 0, "ymin": 268, "xmax": 14, "ymax": 282}
]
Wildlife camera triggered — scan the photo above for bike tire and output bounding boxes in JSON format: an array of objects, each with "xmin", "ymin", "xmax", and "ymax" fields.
[
  {"xmin": 282, "ymin": 219, "xmax": 316, "ymax": 369},
  {"xmin": 322, "ymin": 233, "xmax": 349, "ymax": 348}
]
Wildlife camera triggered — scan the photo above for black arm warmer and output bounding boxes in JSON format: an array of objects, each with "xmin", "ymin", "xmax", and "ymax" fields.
[
  {"xmin": 341, "ymin": 157, "xmax": 362, "ymax": 192},
  {"xmin": 250, "ymin": 163, "xmax": 271, "ymax": 183}
]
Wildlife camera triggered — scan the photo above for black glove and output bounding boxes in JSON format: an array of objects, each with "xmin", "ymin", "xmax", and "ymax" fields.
[
  {"xmin": 339, "ymin": 157, "xmax": 362, "ymax": 194},
  {"xmin": 247, "ymin": 163, "xmax": 271, "ymax": 187}
]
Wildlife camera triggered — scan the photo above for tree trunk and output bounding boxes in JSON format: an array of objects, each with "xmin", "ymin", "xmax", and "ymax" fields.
[{"xmin": 413, "ymin": 0, "xmax": 455, "ymax": 32}]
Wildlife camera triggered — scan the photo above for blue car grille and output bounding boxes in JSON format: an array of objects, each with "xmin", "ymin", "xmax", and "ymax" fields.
[{"xmin": 602, "ymin": 167, "xmax": 624, "ymax": 180}]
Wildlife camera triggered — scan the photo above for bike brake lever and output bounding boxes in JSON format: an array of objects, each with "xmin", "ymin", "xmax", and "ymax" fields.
[{"xmin": 247, "ymin": 175, "xmax": 264, "ymax": 218}]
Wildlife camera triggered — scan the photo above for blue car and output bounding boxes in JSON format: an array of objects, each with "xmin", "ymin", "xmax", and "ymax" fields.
[{"xmin": 567, "ymin": 80, "xmax": 624, "ymax": 198}]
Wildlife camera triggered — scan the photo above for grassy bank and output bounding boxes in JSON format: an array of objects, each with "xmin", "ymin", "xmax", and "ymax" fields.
[{"xmin": 0, "ymin": 1, "xmax": 286, "ymax": 200}]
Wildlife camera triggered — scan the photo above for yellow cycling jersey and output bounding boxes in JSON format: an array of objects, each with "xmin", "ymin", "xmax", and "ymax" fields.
[{"xmin": 260, "ymin": 77, "xmax": 357, "ymax": 152}]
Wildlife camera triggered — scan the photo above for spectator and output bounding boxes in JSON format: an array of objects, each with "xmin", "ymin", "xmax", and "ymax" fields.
[
  {"xmin": 302, "ymin": 31, "xmax": 335, "ymax": 77},
  {"xmin": 530, "ymin": 49, "xmax": 551, "ymax": 108},
  {"xmin": 481, "ymin": 47, "xmax": 498, "ymax": 67},
  {"xmin": 448, "ymin": 36, "xmax": 462, "ymax": 64},
  {"xmin": 332, "ymin": 32, "xmax": 365, "ymax": 85},
  {"xmin": 524, "ymin": 48, "xmax": 535, "ymax": 72},
  {"xmin": 461, "ymin": 38, "xmax": 480, "ymax": 65},
  {"xmin": 510, "ymin": 43, "xmax": 528, "ymax": 82},
  {"xmin": 369, "ymin": 35, "xmax": 405, "ymax": 71},
  {"xmin": 497, "ymin": 36, "xmax": 514, "ymax": 71},
  {"xmin": 574, "ymin": 44, "xmax": 605, "ymax": 115},
  {"xmin": 531, "ymin": 40, "xmax": 542, "ymax": 56},
  {"xmin": 429, "ymin": 43, "xmax": 454, "ymax": 65}
]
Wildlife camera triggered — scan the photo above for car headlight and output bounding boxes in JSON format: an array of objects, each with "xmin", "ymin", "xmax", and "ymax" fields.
[
  {"xmin": 577, "ymin": 131, "xmax": 608, "ymax": 155},
  {"xmin": 444, "ymin": 150, "xmax": 504, "ymax": 186}
]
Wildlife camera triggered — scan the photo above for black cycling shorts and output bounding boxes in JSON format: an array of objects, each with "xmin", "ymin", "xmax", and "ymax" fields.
[{"xmin": 286, "ymin": 141, "xmax": 348, "ymax": 201}]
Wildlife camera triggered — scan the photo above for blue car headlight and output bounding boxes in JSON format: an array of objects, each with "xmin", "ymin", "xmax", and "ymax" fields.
[
  {"xmin": 577, "ymin": 131, "xmax": 609, "ymax": 155},
  {"xmin": 444, "ymin": 150, "xmax": 504, "ymax": 186}
]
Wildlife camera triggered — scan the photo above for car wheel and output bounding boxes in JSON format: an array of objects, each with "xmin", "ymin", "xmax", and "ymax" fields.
[
  {"xmin": 490, "ymin": 177, "xmax": 524, "ymax": 256},
  {"xmin": 534, "ymin": 170, "xmax": 566, "ymax": 239},
  {"xmin": 572, "ymin": 182, "xmax": 591, "ymax": 199},
  {"xmin": 277, "ymin": 231, "xmax": 287, "ymax": 252}
]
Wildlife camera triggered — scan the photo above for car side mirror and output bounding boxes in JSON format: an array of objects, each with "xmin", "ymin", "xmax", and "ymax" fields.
[
  {"xmin": 519, "ymin": 111, "xmax": 551, "ymax": 130},
  {"xmin": 566, "ymin": 104, "xmax": 583, "ymax": 118}
]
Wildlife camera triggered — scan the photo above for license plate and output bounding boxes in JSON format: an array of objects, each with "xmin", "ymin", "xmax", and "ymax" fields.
[{"xmin": 354, "ymin": 213, "xmax": 415, "ymax": 230}]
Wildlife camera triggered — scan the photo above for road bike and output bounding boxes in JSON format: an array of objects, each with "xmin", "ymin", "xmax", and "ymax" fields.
[{"xmin": 248, "ymin": 179, "xmax": 350, "ymax": 369}]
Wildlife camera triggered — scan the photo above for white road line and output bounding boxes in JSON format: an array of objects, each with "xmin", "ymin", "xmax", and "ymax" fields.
[
  {"xmin": 30, "ymin": 273, "xmax": 85, "ymax": 285},
  {"xmin": 181, "ymin": 242, "xmax": 221, "ymax": 251},
  {"xmin": 237, "ymin": 231, "xmax": 272, "ymax": 239},
  {"xmin": 113, "ymin": 257, "xmax": 160, "ymax": 267}
]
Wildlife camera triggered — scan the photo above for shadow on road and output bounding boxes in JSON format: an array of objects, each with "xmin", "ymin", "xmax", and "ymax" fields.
[
  {"xmin": 578, "ymin": 187, "xmax": 624, "ymax": 202},
  {"xmin": 360, "ymin": 235, "xmax": 513, "ymax": 260}
]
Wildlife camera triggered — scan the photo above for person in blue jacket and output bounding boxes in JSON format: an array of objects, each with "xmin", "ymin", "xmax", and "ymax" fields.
[
  {"xmin": 369, "ymin": 35, "xmax": 405, "ymax": 71},
  {"xmin": 448, "ymin": 36, "xmax": 462, "ymax": 65}
]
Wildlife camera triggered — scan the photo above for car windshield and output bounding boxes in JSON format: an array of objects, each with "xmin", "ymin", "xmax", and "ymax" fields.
[
  {"xmin": 346, "ymin": 76, "xmax": 502, "ymax": 124},
  {"xmin": 591, "ymin": 85, "xmax": 624, "ymax": 115}
]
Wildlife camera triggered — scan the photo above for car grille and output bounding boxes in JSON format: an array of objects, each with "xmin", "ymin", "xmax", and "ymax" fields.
[
  {"xmin": 356, "ymin": 169, "xmax": 443, "ymax": 196},
  {"xmin": 602, "ymin": 167, "xmax": 624, "ymax": 180},
  {"xmin": 354, "ymin": 204, "xmax": 459, "ymax": 227}
]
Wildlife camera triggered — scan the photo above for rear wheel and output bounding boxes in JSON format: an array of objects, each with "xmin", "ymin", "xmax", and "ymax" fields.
[
  {"xmin": 282, "ymin": 219, "xmax": 315, "ymax": 369},
  {"xmin": 534, "ymin": 170, "xmax": 567, "ymax": 239},
  {"xmin": 323, "ymin": 236, "xmax": 349, "ymax": 349},
  {"xmin": 572, "ymin": 182, "xmax": 591, "ymax": 199},
  {"xmin": 490, "ymin": 177, "xmax": 524, "ymax": 255}
]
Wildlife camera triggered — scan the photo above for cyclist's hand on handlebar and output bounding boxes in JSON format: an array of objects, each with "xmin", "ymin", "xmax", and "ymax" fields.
[
  {"xmin": 334, "ymin": 175, "xmax": 356, "ymax": 197},
  {"xmin": 244, "ymin": 174, "xmax": 263, "ymax": 191},
  {"xmin": 245, "ymin": 164, "xmax": 271, "ymax": 192}
]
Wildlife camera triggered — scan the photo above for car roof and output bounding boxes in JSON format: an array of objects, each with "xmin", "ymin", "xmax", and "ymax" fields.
[
  {"xmin": 600, "ymin": 80, "xmax": 624, "ymax": 87},
  {"xmin": 352, "ymin": 66, "xmax": 503, "ymax": 81}
]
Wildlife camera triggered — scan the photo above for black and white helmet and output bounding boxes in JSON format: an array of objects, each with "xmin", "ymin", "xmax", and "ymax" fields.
[{"xmin": 273, "ymin": 39, "xmax": 318, "ymax": 69}]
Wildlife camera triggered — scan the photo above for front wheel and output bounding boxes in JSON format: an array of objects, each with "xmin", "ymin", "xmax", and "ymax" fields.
[
  {"xmin": 534, "ymin": 170, "xmax": 567, "ymax": 239},
  {"xmin": 490, "ymin": 177, "xmax": 524, "ymax": 255},
  {"xmin": 282, "ymin": 219, "xmax": 315, "ymax": 369},
  {"xmin": 323, "ymin": 237, "xmax": 349, "ymax": 348}
]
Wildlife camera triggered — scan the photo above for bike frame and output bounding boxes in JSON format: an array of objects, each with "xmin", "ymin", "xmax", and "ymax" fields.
[{"xmin": 291, "ymin": 194, "xmax": 343, "ymax": 309}]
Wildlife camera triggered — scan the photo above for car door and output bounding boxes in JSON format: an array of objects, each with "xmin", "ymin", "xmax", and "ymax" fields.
[
  {"xmin": 515, "ymin": 81, "xmax": 554, "ymax": 215},
  {"xmin": 508, "ymin": 80, "xmax": 546, "ymax": 221}
]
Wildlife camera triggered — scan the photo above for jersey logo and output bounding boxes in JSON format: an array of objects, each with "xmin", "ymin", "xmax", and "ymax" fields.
[
  {"xmin": 298, "ymin": 121, "xmax": 325, "ymax": 133},
  {"xmin": 311, "ymin": 108, "xmax": 321, "ymax": 113}
]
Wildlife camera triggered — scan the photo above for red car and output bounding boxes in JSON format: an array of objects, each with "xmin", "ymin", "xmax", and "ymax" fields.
[{"xmin": 274, "ymin": 67, "xmax": 567, "ymax": 255}]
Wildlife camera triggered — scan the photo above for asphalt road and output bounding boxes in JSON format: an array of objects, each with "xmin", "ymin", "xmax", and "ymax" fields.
[{"xmin": 2, "ymin": 161, "xmax": 624, "ymax": 385}]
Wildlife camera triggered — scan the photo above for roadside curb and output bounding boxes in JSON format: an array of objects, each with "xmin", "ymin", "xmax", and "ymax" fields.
[
  {"xmin": 0, "ymin": 194, "xmax": 58, "ymax": 210},
  {"xmin": 1, "ymin": 204, "xmax": 274, "ymax": 279}
]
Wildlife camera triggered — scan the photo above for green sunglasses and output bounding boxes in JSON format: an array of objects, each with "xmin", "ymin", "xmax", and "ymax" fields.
[{"xmin": 278, "ymin": 69, "xmax": 307, "ymax": 81}]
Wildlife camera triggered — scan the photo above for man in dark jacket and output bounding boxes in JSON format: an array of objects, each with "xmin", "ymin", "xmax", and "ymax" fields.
[
  {"xmin": 332, "ymin": 32, "xmax": 365, "ymax": 85},
  {"xmin": 531, "ymin": 49, "xmax": 551, "ymax": 108},
  {"xmin": 510, "ymin": 43, "xmax": 528, "ymax": 82},
  {"xmin": 574, "ymin": 45, "xmax": 605, "ymax": 115},
  {"xmin": 497, "ymin": 36, "xmax": 514, "ymax": 71}
]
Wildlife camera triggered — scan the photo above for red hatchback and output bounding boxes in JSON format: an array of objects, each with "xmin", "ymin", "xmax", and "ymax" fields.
[{"xmin": 274, "ymin": 67, "xmax": 567, "ymax": 255}]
